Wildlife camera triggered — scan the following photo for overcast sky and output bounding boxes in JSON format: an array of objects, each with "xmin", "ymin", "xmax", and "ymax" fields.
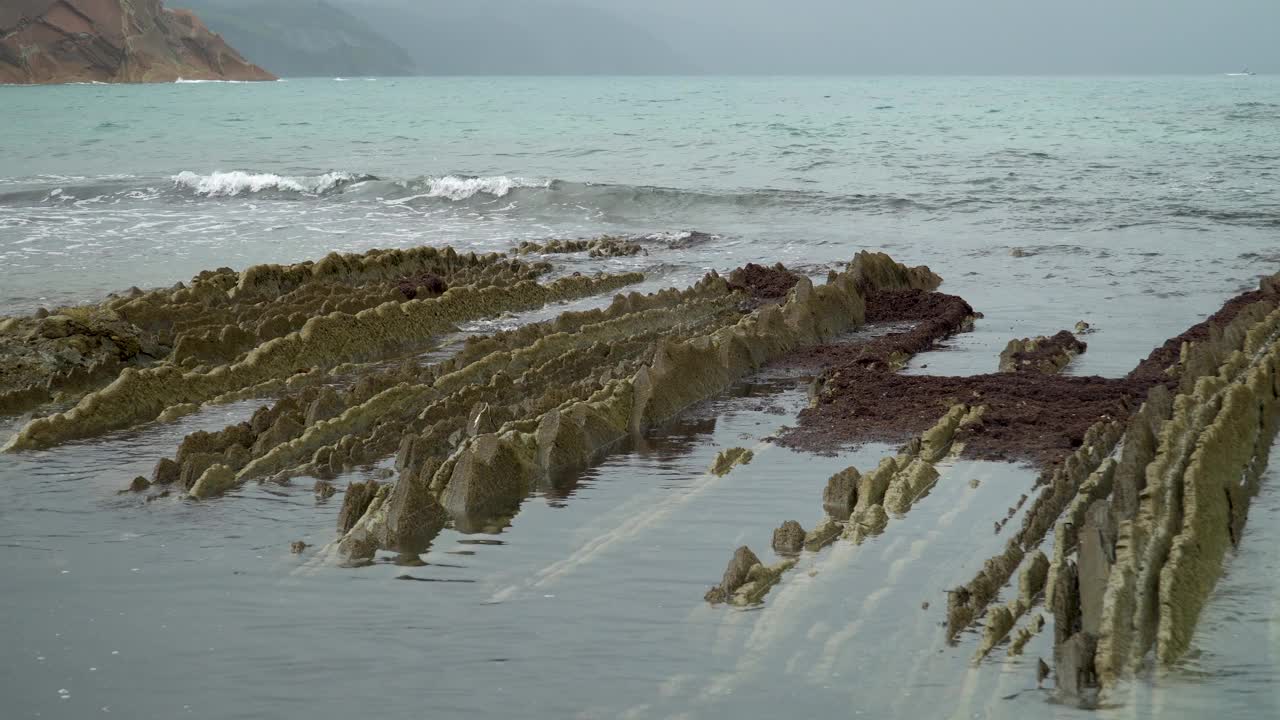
[
  {"xmin": 343, "ymin": 0, "xmax": 1276, "ymax": 74},
  {"xmin": 623, "ymin": 0, "xmax": 1278, "ymax": 73}
]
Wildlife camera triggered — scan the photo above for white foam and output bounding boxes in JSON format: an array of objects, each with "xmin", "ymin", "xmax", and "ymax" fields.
[
  {"xmin": 387, "ymin": 175, "xmax": 550, "ymax": 203},
  {"xmin": 171, "ymin": 170, "xmax": 360, "ymax": 197},
  {"xmin": 644, "ymin": 230, "xmax": 693, "ymax": 243}
]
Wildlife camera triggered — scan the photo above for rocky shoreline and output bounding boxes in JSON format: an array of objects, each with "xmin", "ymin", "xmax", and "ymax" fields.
[{"xmin": 2, "ymin": 241, "xmax": 1277, "ymax": 708}]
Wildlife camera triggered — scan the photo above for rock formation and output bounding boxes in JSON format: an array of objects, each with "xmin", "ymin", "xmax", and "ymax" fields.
[
  {"xmin": 998, "ymin": 330, "xmax": 1087, "ymax": 374},
  {"xmin": 5, "ymin": 234, "xmax": 1276, "ymax": 710},
  {"xmin": 709, "ymin": 447, "xmax": 754, "ymax": 476},
  {"xmin": 2, "ymin": 246, "xmax": 639, "ymax": 452},
  {"xmin": 515, "ymin": 237, "xmax": 646, "ymax": 258},
  {"xmin": 0, "ymin": 0, "xmax": 275, "ymax": 84}
]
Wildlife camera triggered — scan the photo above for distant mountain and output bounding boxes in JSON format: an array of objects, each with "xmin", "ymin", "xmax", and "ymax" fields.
[
  {"xmin": 0, "ymin": 0, "xmax": 274, "ymax": 84},
  {"xmin": 180, "ymin": 0, "xmax": 415, "ymax": 77},
  {"xmin": 341, "ymin": 0, "xmax": 693, "ymax": 75}
]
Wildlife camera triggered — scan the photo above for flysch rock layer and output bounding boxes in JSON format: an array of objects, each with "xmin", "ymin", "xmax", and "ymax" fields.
[
  {"xmin": 2, "ymin": 246, "xmax": 642, "ymax": 451},
  {"xmin": 320, "ymin": 252, "xmax": 941, "ymax": 566},
  {"xmin": 0, "ymin": 246, "xmax": 537, "ymax": 418},
  {"xmin": 701, "ymin": 401, "xmax": 981, "ymax": 606},
  {"xmin": 129, "ymin": 258, "xmax": 754, "ymax": 556},
  {"xmin": 23, "ymin": 235, "xmax": 1277, "ymax": 709},
  {"xmin": 687, "ymin": 264, "xmax": 1279, "ymax": 681},
  {"xmin": 515, "ymin": 237, "xmax": 646, "ymax": 258},
  {"xmin": 0, "ymin": 1, "xmax": 275, "ymax": 84},
  {"xmin": 945, "ymin": 275, "xmax": 1280, "ymax": 663},
  {"xmin": 1085, "ymin": 288, "xmax": 1280, "ymax": 691},
  {"xmin": 921, "ymin": 274, "xmax": 1280, "ymax": 699}
]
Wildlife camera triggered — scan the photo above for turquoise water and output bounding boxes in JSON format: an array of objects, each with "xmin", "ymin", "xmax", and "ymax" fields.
[
  {"xmin": 3, "ymin": 76, "xmax": 1277, "ymax": 313},
  {"xmin": 2, "ymin": 76, "xmax": 1279, "ymax": 719}
]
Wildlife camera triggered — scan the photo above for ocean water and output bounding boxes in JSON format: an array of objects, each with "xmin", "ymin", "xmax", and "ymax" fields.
[{"xmin": 1, "ymin": 76, "xmax": 1279, "ymax": 719}]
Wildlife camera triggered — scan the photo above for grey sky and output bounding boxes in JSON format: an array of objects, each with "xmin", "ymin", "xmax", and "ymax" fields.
[
  {"xmin": 592, "ymin": 0, "xmax": 1276, "ymax": 74},
  {"xmin": 338, "ymin": 0, "xmax": 1276, "ymax": 74}
]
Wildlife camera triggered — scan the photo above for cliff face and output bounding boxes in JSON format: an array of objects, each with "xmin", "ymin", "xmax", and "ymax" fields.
[{"xmin": 0, "ymin": 0, "xmax": 275, "ymax": 84}]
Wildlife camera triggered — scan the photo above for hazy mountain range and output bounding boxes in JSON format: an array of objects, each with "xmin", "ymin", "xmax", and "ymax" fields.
[
  {"xmin": 182, "ymin": 0, "xmax": 1273, "ymax": 77},
  {"xmin": 182, "ymin": 0, "xmax": 689, "ymax": 77},
  {"xmin": 181, "ymin": 0, "xmax": 415, "ymax": 77}
]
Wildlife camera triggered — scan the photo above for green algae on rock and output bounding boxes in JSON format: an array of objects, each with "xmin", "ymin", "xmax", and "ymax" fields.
[
  {"xmin": 709, "ymin": 447, "xmax": 754, "ymax": 476},
  {"xmin": 2, "ymin": 245, "xmax": 642, "ymax": 452},
  {"xmin": 515, "ymin": 237, "xmax": 646, "ymax": 258},
  {"xmin": 1089, "ymin": 298, "xmax": 1280, "ymax": 689},
  {"xmin": 314, "ymin": 251, "xmax": 941, "ymax": 565},
  {"xmin": 704, "ymin": 546, "xmax": 796, "ymax": 606},
  {"xmin": 933, "ymin": 273, "xmax": 1280, "ymax": 698},
  {"xmin": 998, "ymin": 330, "xmax": 1087, "ymax": 375}
]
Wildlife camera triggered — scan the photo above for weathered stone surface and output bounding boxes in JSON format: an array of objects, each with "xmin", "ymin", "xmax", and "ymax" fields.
[
  {"xmin": 771, "ymin": 520, "xmax": 806, "ymax": 555},
  {"xmin": 313, "ymin": 480, "xmax": 336, "ymax": 500},
  {"xmin": 4, "ymin": 262, "xmax": 643, "ymax": 452},
  {"xmin": 1009, "ymin": 614, "xmax": 1046, "ymax": 656},
  {"xmin": 728, "ymin": 558, "xmax": 796, "ymax": 605},
  {"xmin": 337, "ymin": 480, "xmax": 380, "ymax": 534},
  {"xmin": 918, "ymin": 403, "xmax": 970, "ymax": 462},
  {"xmin": 466, "ymin": 402, "xmax": 499, "ymax": 437},
  {"xmin": 705, "ymin": 546, "xmax": 761, "ymax": 604},
  {"xmin": 382, "ymin": 465, "xmax": 447, "ymax": 555},
  {"xmin": 975, "ymin": 605, "xmax": 1016, "ymax": 659},
  {"xmin": 305, "ymin": 386, "xmax": 344, "ymax": 426},
  {"xmin": 1054, "ymin": 632, "xmax": 1098, "ymax": 697},
  {"xmin": 151, "ymin": 457, "xmax": 180, "ymax": 486},
  {"xmin": 515, "ymin": 237, "xmax": 645, "ymax": 258},
  {"xmin": 1077, "ymin": 501, "xmax": 1114, "ymax": 635},
  {"xmin": 335, "ymin": 484, "xmax": 388, "ymax": 564},
  {"xmin": 803, "ymin": 517, "xmax": 842, "ymax": 551},
  {"xmin": 1052, "ymin": 560, "xmax": 1081, "ymax": 645},
  {"xmin": 998, "ymin": 330, "xmax": 1087, "ymax": 375},
  {"xmin": 947, "ymin": 418, "xmax": 1123, "ymax": 642},
  {"xmin": 178, "ymin": 451, "xmax": 221, "ymax": 490},
  {"xmin": 822, "ymin": 466, "xmax": 859, "ymax": 520},
  {"xmin": 1090, "ymin": 299, "xmax": 1280, "ymax": 686},
  {"xmin": 848, "ymin": 504, "xmax": 890, "ymax": 544},
  {"xmin": 1017, "ymin": 550, "xmax": 1051, "ymax": 610},
  {"xmin": 0, "ymin": 305, "xmax": 148, "ymax": 416},
  {"xmin": 251, "ymin": 414, "xmax": 305, "ymax": 457},
  {"xmin": 883, "ymin": 458, "xmax": 940, "ymax": 515},
  {"xmin": 439, "ymin": 433, "xmax": 537, "ymax": 523},
  {"xmin": 188, "ymin": 463, "xmax": 236, "ymax": 499}
]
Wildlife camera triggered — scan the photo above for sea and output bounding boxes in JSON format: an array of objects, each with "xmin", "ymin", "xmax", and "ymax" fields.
[{"xmin": 1, "ymin": 76, "xmax": 1278, "ymax": 719}]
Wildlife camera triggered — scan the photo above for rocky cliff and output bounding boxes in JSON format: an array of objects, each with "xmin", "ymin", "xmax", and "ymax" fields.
[{"xmin": 0, "ymin": 0, "xmax": 275, "ymax": 84}]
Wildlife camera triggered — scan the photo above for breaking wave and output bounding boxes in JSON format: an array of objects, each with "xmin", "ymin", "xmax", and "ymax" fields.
[
  {"xmin": 386, "ymin": 175, "xmax": 551, "ymax": 202},
  {"xmin": 171, "ymin": 170, "xmax": 372, "ymax": 197},
  {"xmin": 3, "ymin": 167, "xmax": 1278, "ymax": 234}
]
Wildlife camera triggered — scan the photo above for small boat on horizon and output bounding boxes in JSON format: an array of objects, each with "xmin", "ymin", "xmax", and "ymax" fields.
[{"xmin": 1225, "ymin": 67, "xmax": 1257, "ymax": 76}]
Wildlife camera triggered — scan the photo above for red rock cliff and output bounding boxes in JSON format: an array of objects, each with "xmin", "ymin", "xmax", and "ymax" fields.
[{"xmin": 0, "ymin": 0, "xmax": 275, "ymax": 84}]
